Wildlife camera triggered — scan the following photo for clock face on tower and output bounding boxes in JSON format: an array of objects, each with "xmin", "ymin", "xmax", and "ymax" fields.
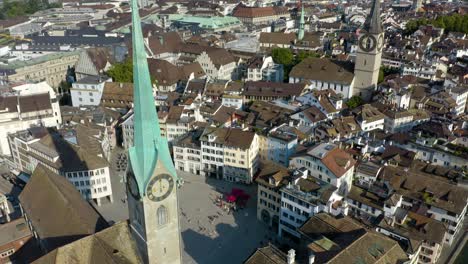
[
  {"xmin": 377, "ymin": 35, "xmax": 384, "ymax": 51},
  {"xmin": 359, "ymin": 34, "xmax": 377, "ymax": 52},
  {"xmin": 146, "ymin": 174, "xmax": 174, "ymax": 202},
  {"xmin": 127, "ymin": 171, "xmax": 140, "ymax": 199}
]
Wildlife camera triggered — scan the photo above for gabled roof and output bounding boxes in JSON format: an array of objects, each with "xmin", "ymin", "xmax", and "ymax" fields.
[
  {"xmin": 290, "ymin": 57, "xmax": 354, "ymax": 84},
  {"xmin": 19, "ymin": 165, "xmax": 108, "ymax": 252},
  {"xmin": 244, "ymin": 244, "xmax": 288, "ymax": 264},
  {"xmin": 33, "ymin": 222, "xmax": 142, "ymax": 264},
  {"xmin": 148, "ymin": 58, "xmax": 181, "ymax": 85},
  {"xmin": 204, "ymin": 49, "xmax": 236, "ymax": 68},
  {"xmin": 381, "ymin": 145, "xmax": 416, "ymax": 167},
  {"xmin": 244, "ymin": 81, "xmax": 306, "ymax": 98},
  {"xmin": 201, "ymin": 127, "xmax": 255, "ymax": 149},
  {"xmin": 147, "ymin": 32, "xmax": 183, "ymax": 55},
  {"xmin": 232, "ymin": 6, "xmax": 288, "ymax": 18},
  {"xmin": 100, "ymin": 82, "xmax": 133, "ymax": 109},
  {"xmin": 300, "ymin": 106, "xmax": 327, "ymax": 123},
  {"xmin": 299, "ymin": 213, "xmax": 408, "ymax": 264},
  {"xmin": 320, "ymin": 147, "xmax": 356, "ymax": 177},
  {"xmin": 259, "ymin": 32, "xmax": 296, "ymax": 45}
]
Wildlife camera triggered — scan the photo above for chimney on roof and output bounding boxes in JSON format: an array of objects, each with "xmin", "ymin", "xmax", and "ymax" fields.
[
  {"xmin": 287, "ymin": 249, "xmax": 295, "ymax": 264},
  {"xmin": 119, "ymin": 83, "xmax": 123, "ymax": 88},
  {"xmin": 159, "ymin": 35, "xmax": 164, "ymax": 45}
]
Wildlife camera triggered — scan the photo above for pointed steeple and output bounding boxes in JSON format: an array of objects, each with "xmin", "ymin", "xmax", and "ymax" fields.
[
  {"xmin": 364, "ymin": 0, "xmax": 383, "ymax": 34},
  {"xmin": 129, "ymin": 0, "xmax": 176, "ymax": 195},
  {"xmin": 298, "ymin": 4, "xmax": 305, "ymax": 41}
]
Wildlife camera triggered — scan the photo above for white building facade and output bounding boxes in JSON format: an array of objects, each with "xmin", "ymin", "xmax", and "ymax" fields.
[{"xmin": 0, "ymin": 82, "xmax": 62, "ymax": 156}]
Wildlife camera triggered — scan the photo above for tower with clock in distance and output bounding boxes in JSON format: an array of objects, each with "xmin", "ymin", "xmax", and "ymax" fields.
[
  {"xmin": 353, "ymin": 0, "xmax": 384, "ymax": 101},
  {"xmin": 126, "ymin": 0, "xmax": 182, "ymax": 263}
]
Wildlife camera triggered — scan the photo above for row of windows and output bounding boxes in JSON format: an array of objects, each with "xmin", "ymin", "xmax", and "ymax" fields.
[
  {"xmin": 259, "ymin": 198, "xmax": 279, "ymax": 212},
  {"xmin": 202, "ymin": 148, "xmax": 223, "ymax": 155},
  {"xmin": 202, "ymin": 155, "xmax": 223, "ymax": 162},
  {"xmin": 72, "ymin": 177, "xmax": 107, "ymax": 187},
  {"xmin": 66, "ymin": 169, "xmax": 106, "ymax": 178},
  {"xmin": 281, "ymin": 212, "xmax": 305, "ymax": 225},
  {"xmin": 202, "ymin": 142, "xmax": 223, "ymax": 148}
]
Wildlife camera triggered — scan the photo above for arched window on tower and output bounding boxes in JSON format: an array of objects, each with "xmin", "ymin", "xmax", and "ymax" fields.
[{"xmin": 157, "ymin": 206, "xmax": 168, "ymax": 227}]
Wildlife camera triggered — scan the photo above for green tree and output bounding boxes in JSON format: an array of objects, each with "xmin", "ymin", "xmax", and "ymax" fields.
[
  {"xmin": 0, "ymin": 0, "xmax": 61, "ymax": 19},
  {"xmin": 271, "ymin": 48, "xmax": 294, "ymax": 66},
  {"xmin": 405, "ymin": 14, "xmax": 468, "ymax": 35},
  {"xmin": 347, "ymin": 96, "xmax": 364, "ymax": 109},
  {"xmin": 107, "ymin": 59, "xmax": 133, "ymax": 83},
  {"xmin": 107, "ymin": 58, "xmax": 159, "ymax": 84}
]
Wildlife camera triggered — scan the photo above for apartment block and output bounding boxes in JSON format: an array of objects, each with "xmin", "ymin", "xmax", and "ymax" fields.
[
  {"xmin": 0, "ymin": 82, "xmax": 61, "ymax": 156},
  {"xmin": 8, "ymin": 126, "xmax": 112, "ymax": 205}
]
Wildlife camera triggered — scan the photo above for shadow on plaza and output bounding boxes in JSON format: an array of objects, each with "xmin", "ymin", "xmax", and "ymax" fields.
[{"xmin": 181, "ymin": 176, "xmax": 274, "ymax": 264}]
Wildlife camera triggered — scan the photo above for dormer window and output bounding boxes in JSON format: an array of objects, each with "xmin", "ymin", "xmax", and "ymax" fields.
[{"xmin": 269, "ymin": 177, "xmax": 275, "ymax": 185}]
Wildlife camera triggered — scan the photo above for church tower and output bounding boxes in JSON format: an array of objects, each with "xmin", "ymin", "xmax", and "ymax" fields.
[
  {"xmin": 298, "ymin": 4, "xmax": 305, "ymax": 41},
  {"xmin": 126, "ymin": 0, "xmax": 182, "ymax": 263},
  {"xmin": 353, "ymin": 0, "xmax": 384, "ymax": 100}
]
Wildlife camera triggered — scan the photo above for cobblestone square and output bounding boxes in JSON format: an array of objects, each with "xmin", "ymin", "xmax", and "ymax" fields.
[{"xmin": 178, "ymin": 171, "xmax": 273, "ymax": 264}]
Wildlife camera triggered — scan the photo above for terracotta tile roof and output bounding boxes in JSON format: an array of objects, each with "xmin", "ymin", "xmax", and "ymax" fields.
[
  {"xmin": 100, "ymin": 82, "xmax": 133, "ymax": 109},
  {"xmin": 211, "ymin": 105, "xmax": 236, "ymax": 124},
  {"xmin": 248, "ymin": 101, "xmax": 293, "ymax": 128},
  {"xmin": 85, "ymin": 47, "xmax": 113, "ymax": 71},
  {"xmin": 379, "ymin": 166, "xmax": 468, "ymax": 214},
  {"xmin": 205, "ymin": 49, "xmax": 236, "ymax": 68},
  {"xmin": 295, "ymin": 32, "xmax": 323, "ymax": 48},
  {"xmin": 353, "ymin": 104, "xmax": 385, "ymax": 123},
  {"xmin": 19, "ymin": 93, "xmax": 53, "ymax": 113},
  {"xmin": 185, "ymin": 78, "xmax": 206, "ymax": 95},
  {"xmin": 381, "ymin": 145, "xmax": 416, "ymax": 167},
  {"xmin": 148, "ymin": 59, "xmax": 181, "ymax": 85},
  {"xmin": 320, "ymin": 147, "xmax": 356, "ymax": 178},
  {"xmin": 232, "ymin": 6, "xmax": 288, "ymax": 18},
  {"xmin": 181, "ymin": 62, "xmax": 205, "ymax": 79},
  {"xmin": 147, "ymin": 32, "xmax": 183, "ymax": 55},
  {"xmin": 204, "ymin": 80, "xmax": 227, "ymax": 97},
  {"xmin": 200, "ymin": 127, "xmax": 255, "ymax": 149},
  {"xmin": 311, "ymin": 89, "xmax": 339, "ymax": 114},
  {"xmin": 301, "ymin": 105, "xmax": 327, "ymax": 123},
  {"xmin": 255, "ymin": 161, "xmax": 289, "ymax": 189}
]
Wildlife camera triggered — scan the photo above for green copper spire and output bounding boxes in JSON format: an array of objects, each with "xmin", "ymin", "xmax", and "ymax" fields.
[
  {"xmin": 129, "ymin": 0, "xmax": 177, "ymax": 196},
  {"xmin": 298, "ymin": 4, "xmax": 305, "ymax": 41}
]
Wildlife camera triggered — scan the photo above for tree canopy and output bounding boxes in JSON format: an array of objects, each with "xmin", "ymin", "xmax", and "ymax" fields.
[
  {"xmin": 405, "ymin": 13, "xmax": 468, "ymax": 35},
  {"xmin": 271, "ymin": 48, "xmax": 294, "ymax": 66},
  {"xmin": 271, "ymin": 48, "xmax": 321, "ymax": 81},
  {"xmin": 107, "ymin": 59, "xmax": 133, "ymax": 83},
  {"xmin": 346, "ymin": 96, "xmax": 364, "ymax": 109},
  {"xmin": 107, "ymin": 58, "xmax": 159, "ymax": 84},
  {"xmin": 0, "ymin": 0, "xmax": 61, "ymax": 19}
]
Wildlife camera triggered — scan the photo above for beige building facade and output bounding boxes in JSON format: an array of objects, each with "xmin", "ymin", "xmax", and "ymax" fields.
[{"xmin": 5, "ymin": 51, "xmax": 80, "ymax": 88}]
